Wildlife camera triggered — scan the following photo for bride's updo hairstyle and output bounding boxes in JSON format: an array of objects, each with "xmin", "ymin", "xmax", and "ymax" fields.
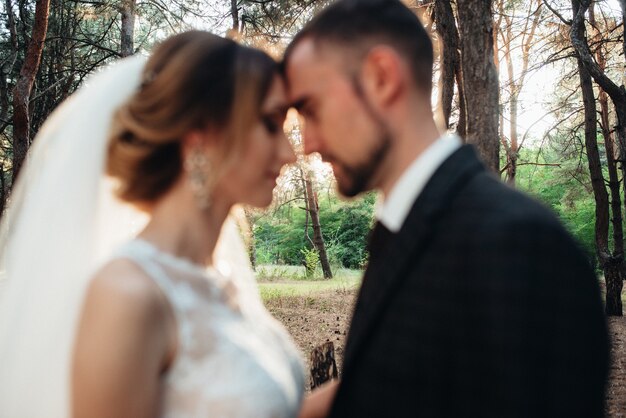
[{"xmin": 106, "ymin": 31, "xmax": 277, "ymax": 206}]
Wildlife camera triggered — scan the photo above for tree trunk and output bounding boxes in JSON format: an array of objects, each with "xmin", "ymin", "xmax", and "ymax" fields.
[
  {"xmin": 433, "ymin": 0, "xmax": 466, "ymax": 138},
  {"xmin": 120, "ymin": 0, "xmax": 136, "ymax": 57},
  {"xmin": 305, "ymin": 173, "xmax": 332, "ymax": 279},
  {"xmin": 12, "ymin": 0, "xmax": 51, "ymax": 181},
  {"xmin": 232, "ymin": 0, "xmax": 239, "ymax": 32},
  {"xmin": 243, "ymin": 208, "xmax": 257, "ymax": 269},
  {"xmin": 434, "ymin": 0, "xmax": 461, "ymax": 129},
  {"xmin": 227, "ymin": 0, "xmax": 241, "ymax": 39},
  {"xmin": 592, "ymin": 5, "xmax": 625, "ymax": 291},
  {"xmin": 572, "ymin": 0, "xmax": 622, "ymax": 315},
  {"xmin": 502, "ymin": 0, "xmax": 541, "ymax": 186},
  {"xmin": 0, "ymin": 165, "xmax": 5, "ymax": 217},
  {"xmin": 508, "ymin": 93, "xmax": 519, "ymax": 185},
  {"xmin": 1, "ymin": 0, "xmax": 18, "ymax": 137},
  {"xmin": 571, "ymin": 0, "xmax": 625, "ymax": 315},
  {"xmin": 309, "ymin": 341, "xmax": 338, "ymax": 389},
  {"xmin": 457, "ymin": 0, "xmax": 500, "ymax": 172},
  {"xmin": 455, "ymin": 65, "xmax": 467, "ymax": 140},
  {"xmin": 606, "ymin": 261, "xmax": 623, "ymax": 316},
  {"xmin": 500, "ymin": 12, "xmax": 519, "ymax": 185}
]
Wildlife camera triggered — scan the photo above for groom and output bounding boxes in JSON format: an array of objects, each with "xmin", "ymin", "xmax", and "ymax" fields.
[{"xmin": 284, "ymin": 0, "xmax": 609, "ymax": 417}]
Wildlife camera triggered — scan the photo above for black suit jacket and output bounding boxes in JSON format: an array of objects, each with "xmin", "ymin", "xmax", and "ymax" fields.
[{"xmin": 329, "ymin": 145, "xmax": 609, "ymax": 418}]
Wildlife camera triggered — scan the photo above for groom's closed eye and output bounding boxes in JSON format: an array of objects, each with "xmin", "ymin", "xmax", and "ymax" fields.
[
  {"xmin": 294, "ymin": 100, "xmax": 317, "ymax": 122},
  {"xmin": 292, "ymin": 98, "xmax": 310, "ymax": 116}
]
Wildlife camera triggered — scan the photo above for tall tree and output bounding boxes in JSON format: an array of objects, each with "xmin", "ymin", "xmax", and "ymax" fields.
[
  {"xmin": 456, "ymin": 0, "xmax": 500, "ymax": 171},
  {"xmin": 303, "ymin": 168, "xmax": 332, "ymax": 279},
  {"xmin": 497, "ymin": 0, "xmax": 542, "ymax": 185},
  {"xmin": 590, "ymin": 3, "xmax": 624, "ymax": 315},
  {"xmin": 433, "ymin": 0, "xmax": 466, "ymax": 137},
  {"xmin": 569, "ymin": 0, "xmax": 623, "ymax": 316},
  {"xmin": 12, "ymin": 0, "xmax": 51, "ymax": 180},
  {"xmin": 570, "ymin": 0, "xmax": 626, "ymax": 316},
  {"xmin": 120, "ymin": 0, "xmax": 136, "ymax": 57}
]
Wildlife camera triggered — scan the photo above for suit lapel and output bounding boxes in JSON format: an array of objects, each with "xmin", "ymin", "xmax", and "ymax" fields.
[{"xmin": 342, "ymin": 145, "xmax": 486, "ymax": 373}]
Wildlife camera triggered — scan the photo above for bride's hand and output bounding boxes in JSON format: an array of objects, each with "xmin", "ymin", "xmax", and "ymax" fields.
[{"xmin": 298, "ymin": 380, "xmax": 339, "ymax": 418}]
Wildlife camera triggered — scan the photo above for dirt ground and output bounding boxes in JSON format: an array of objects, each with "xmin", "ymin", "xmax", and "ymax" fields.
[
  {"xmin": 265, "ymin": 290, "xmax": 626, "ymax": 415},
  {"xmin": 264, "ymin": 289, "xmax": 354, "ymax": 389}
]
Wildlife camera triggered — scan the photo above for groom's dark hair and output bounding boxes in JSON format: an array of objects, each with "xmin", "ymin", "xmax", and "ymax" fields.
[{"xmin": 283, "ymin": 0, "xmax": 434, "ymax": 95}]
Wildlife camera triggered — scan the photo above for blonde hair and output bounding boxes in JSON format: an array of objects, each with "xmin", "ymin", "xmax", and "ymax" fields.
[{"xmin": 106, "ymin": 31, "xmax": 278, "ymax": 206}]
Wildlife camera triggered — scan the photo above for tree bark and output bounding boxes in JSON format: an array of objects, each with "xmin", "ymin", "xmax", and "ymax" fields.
[
  {"xmin": 12, "ymin": 0, "xmax": 51, "ymax": 181},
  {"xmin": 243, "ymin": 208, "xmax": 257, "ymax": 269},
  {"xmin": 434, "ymin": 0, "xmax": 461, "ymax": 130},
  {"xmin": 606, "ymin": 263, "xmax": 623, "ymax": 317},
  {"xmin": 309, "ymin": 341, "xmax": 338, "ymax": 389},
  {"xmin": 231, "ymin": 0, "xmax": 239, "ymax": 32},
  {"xmin": 227, "ymin": 0, "xmax": 241, "ymax": 39},
  {"xmin": 433, "ymin": 0, "xmax": 466, "ymax": 138},
  {"xmin": 0, "ymin": 165, "xmax": 5, "ymax": 217},
  {"xmin": 457, "ymin": 0, "xmax": 500, "ymax": 172},
  {"xmin": 0, "ymin": 0, "xmax": 19, "ymax": 129},
  {"xmin": 120, "ymin": 0, "xmax": 135, "ymax": 57}
]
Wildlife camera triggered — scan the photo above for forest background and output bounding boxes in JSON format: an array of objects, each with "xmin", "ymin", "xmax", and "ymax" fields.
[{"xmin": 1, "ymin": 1, "xmax": 625, "ymax": 310}]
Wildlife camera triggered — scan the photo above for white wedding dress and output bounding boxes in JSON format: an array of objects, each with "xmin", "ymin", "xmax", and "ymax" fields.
[
  {"xmin": 0, "ymin": 55, "xmax": 305, "ymax": 417},
  {"xmin": 112, "ymin": 238, "xmax": 305, "ymax": 418}
]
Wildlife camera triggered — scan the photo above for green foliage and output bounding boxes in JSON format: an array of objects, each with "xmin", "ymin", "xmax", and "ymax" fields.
[
  {"xmin": 516, "ymin": 145, "xmax": 597, "ymax": 266},
  {"xmin": 301, "ymin": 247, "xmax": 320, "ymax": 277},
  {"xmin": 318, "ymin": 194, "xmax": 375, "ymax": 269},
  {"xmin": 253, "ymin": 192, "xmax": 375, "ymax": 270}
]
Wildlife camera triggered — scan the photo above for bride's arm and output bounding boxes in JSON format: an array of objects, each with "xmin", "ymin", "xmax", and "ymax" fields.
[
  {"xmin": 72, "ymin": 259, "xmax": 176, "ymax": 418},
  {"xmin": 298, "ymin": 380, "xmax": 339, "ymax": 418}
]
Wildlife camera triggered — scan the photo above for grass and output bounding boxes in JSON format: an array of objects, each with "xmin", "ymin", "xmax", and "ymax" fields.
[{"xmin": 256, "ymin": 264, "xmax": 362, "ymax": 303}]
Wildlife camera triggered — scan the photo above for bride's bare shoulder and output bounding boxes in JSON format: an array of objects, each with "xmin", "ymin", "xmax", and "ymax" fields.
[
  {"xmin": 74, "ymin": 258, "xmax": 173, "ymax": 371},
  {"xmin": 82, "ymin": 258, "xmax": 167, "ymax": 324},
  {"xmin": 90, "ymin": 258, "xmax": 162, "ymax": 300}
]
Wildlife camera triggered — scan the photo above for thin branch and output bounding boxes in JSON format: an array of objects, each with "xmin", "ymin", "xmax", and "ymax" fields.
[{"xmin": 542, "ymin": 0, "xmax": 572, "ymax": 25}]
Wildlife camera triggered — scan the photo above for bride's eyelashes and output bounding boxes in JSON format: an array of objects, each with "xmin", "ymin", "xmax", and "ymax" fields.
[{"xmin": 262, "ymin": 115, "xmax": 284, "ymax": 135}]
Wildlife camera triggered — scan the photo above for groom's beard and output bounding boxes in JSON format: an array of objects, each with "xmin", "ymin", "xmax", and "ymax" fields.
[
  {"xmin": 333, "ymin": 76, "xmax": 392, "ymax": 198},
  {"xmin": 334, "ymin": 127, "xmax": 391, "ymax": 198}
]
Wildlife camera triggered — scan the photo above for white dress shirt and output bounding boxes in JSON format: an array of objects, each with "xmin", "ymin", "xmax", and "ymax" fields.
[{"xmin": 376, "ymin": 134, "xmax": 462, "ymax": 232}]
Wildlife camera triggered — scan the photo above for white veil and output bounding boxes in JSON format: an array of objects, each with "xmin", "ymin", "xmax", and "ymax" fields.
[{"xmin": 0, "ymin": 55, "xmax": 149, "ymax": 417}]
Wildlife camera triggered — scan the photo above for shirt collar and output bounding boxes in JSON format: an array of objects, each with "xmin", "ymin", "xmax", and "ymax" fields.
[{"xmin": 375, "ymin": 134, "xmax": 462, "ymax": 233}]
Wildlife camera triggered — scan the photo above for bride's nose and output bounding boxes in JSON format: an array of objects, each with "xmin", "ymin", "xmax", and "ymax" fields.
[{"xmin": 278, "ymin": 132, "xmax": 297, "ymax": 165}]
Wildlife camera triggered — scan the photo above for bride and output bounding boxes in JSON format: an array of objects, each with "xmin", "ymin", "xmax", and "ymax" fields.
[{"xmin": 0, "ymin": 31, "xmax": 305, "ymax": 417}]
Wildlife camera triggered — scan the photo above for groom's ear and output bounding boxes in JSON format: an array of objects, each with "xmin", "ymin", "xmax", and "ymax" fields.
[{"xmin": 360, "ymin": 46, "xmax": 406, "ymax": 110}]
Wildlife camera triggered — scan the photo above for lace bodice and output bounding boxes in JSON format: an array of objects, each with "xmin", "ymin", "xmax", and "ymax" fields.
[{"xmin": 113, "ymin": 239, "xmax": 305, "ymax": 418}]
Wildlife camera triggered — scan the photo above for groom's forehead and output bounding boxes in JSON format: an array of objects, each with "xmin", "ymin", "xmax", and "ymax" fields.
[
  {"xmin": 285, "ymin": 43, "xmax": 325, "ymax": 103},
  {"xmin": 286, "ymin": 39, "xmax": 351, "ymax": 94},
  {"xmin": 288, "ymin": 38, "xmax": 351, "ymax": 75}
]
